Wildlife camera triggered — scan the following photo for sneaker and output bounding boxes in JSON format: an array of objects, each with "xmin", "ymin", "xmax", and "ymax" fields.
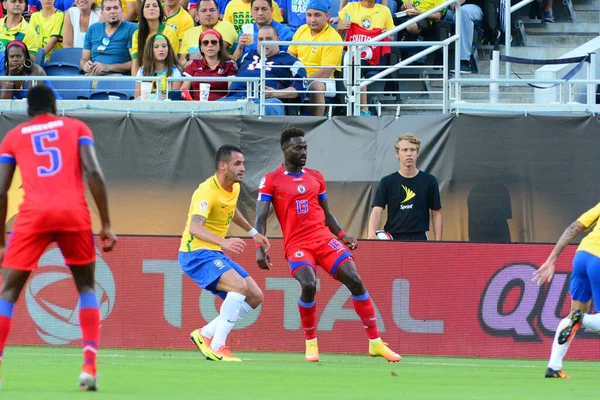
[
  {"xmin": 460, "ymin": 62, "xmax": 472, "ymax": 74},
  {"xmin": 78, "ymin": 371, "xmax": 98, "ymax": 391},
  {"xmin": 206, "ymin": 345, "xmax": 241, "ymax": 362},
  {"xmin": 368, "ymin": 338, "xmax": 402, "ymax": 362},
  {"xmin": 543, "ymin": 11, "xmax": 554, "ymax": 23},
  {"xmin": 305, "ymin": 339, "xmax": 320, "ymax": 362},
  {"xmin": 545, "ymin": 367, "xmax": 570, "ymax": 379},
  {"xmin": 558, "ymin": 310, "xmax": 583, "ymax": 345},
  {"xmin": 190, "ymin": 329, "xmax": 212, "ymax": 358}
]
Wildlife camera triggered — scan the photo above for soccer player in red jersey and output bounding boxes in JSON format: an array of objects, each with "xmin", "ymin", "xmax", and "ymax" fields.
[
  {"xmin": 0, "ymin": 85, "xmax": 117, "ymax": 391},
  {"xmin": 255, "ymin": 127, "xmax": 401, "ymax": 363}
]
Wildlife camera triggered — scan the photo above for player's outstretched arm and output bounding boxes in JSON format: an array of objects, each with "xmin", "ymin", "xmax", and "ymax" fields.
[
  {"xmin": 532, "ymin": 220, "xmax": 585, "ymax": 286},
  {"xmin": 80, "ymin": 144, "xmax": 117, "ymax": 251},
  {"xmin": 232, "ymin": 209, "xmax": 270, "ymax": 251},
  {"xmin": 255, "ymin": 200, "xmax": 272, "ymax": 270},
  {"xmin": 189, "ymin": 214, "xmax": 246, "ymax": 254},
  {"xmin": 319, "ymin": 198, "xmax": 358, "ymax": 250},
  {"xmin": 0, "ymin": 162, "xmax": 16, "ymax": 251}
]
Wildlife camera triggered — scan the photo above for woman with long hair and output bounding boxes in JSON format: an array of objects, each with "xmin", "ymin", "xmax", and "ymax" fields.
[
  {"xmin": 134, "ymin": 34, "xmax": 182, "ymax": 99},
  {"xmin": 181, "ymin": 29, "xmax": 237, "ymax": 101},
  {"xmin": 0, "ymin": 41, "xmax": 61, "ymax": 100},
  {"xmin": 63, "ymin": 0, "xmax": 102, "ymax": 48},
  {"xmin": 130, "ymin": 0, "xmax": 179, "ymax": 75}
]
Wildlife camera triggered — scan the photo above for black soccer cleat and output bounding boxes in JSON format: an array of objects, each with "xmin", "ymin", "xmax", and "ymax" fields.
[
  {"xmin": 558, "ymin": 310, "xmax": 583, "ymax": 345},
  {"xmin": 545, "ymin": 367, "xmax": 570, "ymax": 379}
]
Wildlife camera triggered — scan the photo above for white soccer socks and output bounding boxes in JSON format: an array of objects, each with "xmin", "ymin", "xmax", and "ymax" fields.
[{"xmin": 210, "ymin": 292, "xmax": 246, "ymax": 352}]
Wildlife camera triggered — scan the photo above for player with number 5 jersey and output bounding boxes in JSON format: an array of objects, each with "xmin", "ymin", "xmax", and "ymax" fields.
[
  {"xmin": 0, "ymin": 85, "xmax": 117, "ymax": 392},
  {"xmin": 255, "ymin": 127, "xmax": 401, "ymax": 363}
]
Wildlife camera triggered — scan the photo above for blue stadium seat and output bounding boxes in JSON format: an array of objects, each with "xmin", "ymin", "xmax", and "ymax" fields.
[
  {"xmin": 51, "ymin": 79, "xmax": 92, "ymax": 99},
  {"xmin": 388, "ymin": 0, "xmax": 397, "ymax": 15},
  {"xmin": 329, "ymin": 0, "xmax": 340, "ymax": 18},
  {"xmin": 44, "ymin": 62, "xmax": 81, "ymax": 76},
  {"xmin": 90, "ymin": 79, "xmax": 135, "ymax": 100},
  {"xmin": 36, "ymin": 47, "xmax": 46, "ymax": 68},
  {"xmin": 48, "ymin": 47, "xmax": 83, "ymax": 65}
]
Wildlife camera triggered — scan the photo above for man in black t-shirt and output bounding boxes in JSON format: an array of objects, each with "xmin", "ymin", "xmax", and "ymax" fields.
[{"xmin": 368, "ymin": 133, "xmax": 442, "ymax": 241}]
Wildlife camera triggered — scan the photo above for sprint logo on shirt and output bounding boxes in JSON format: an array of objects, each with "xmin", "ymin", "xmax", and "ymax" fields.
[{"xmin": 401, "ymin": 185, "xmax": 415, "ymax": 204}]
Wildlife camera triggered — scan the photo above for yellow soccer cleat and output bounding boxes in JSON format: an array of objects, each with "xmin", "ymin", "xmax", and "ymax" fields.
[
  {"xmin": 369, "ymin": 339, "xmax": 402, "ymax": 363},
  {"xmin": 206, "ymin": 346, "xmax": 242, "ymax": 362},
  {"xmin": 190, "ymin": 329, "xmax": 212, "ymax": 358},
  {"xmin": 305, "ymin": 339, "xmax": 319, "ymax": 362}
]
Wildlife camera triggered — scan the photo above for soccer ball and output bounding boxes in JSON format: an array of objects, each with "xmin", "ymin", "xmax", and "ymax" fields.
[{"xmin": 375, "ymin": 230, "xmax": 393, "ymax": 240}]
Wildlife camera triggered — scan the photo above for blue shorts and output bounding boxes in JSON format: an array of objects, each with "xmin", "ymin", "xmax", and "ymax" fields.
[
  {"xmin": 570, "ymin": 250, "xmax": 600, "ymax": 303},
  {"xmin": 179, "ymin": 250, "xmax": 249, "ymax": 300}
]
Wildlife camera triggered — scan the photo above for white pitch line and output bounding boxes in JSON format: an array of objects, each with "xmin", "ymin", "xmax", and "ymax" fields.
[{"xmin": 12, "ymin": 351, "xmax": 544, "ymax": 368}]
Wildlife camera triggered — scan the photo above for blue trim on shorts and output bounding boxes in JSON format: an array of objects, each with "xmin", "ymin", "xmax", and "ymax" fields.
[
  {"xmin": 289, "ymin": 260, "xmax": 314, "ymax": 271},
  {"xmin": 330, "ymin": 251, "xmax": 352, "ymax": 276},
  {"xmin": 352, "ymin": 291, "xmax": 370, "ymax": 301},
  {"xmin": 298, "ymin": 299, "xmax": 316, "ymax": 308}
]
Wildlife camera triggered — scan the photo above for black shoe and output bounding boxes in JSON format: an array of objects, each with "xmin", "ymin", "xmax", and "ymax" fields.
[
  {"xmin": 545, "ymin": 367, "xmax": 570, "ymax": 379},
  {"xmin": 557, "ymin": 310, "xmax": 583, "ymax": 345}
]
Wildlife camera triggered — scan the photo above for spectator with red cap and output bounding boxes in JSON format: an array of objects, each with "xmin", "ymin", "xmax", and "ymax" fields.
[{"xmin": 180, "ymin": 29, "xmax": 238, "ymax": 101}]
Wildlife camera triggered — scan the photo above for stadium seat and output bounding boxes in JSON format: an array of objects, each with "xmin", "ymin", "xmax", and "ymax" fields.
[
  {"xmin": 90, "ymin": 79, "xmax": 135, "ymax": 100},
  {"xmin": 36, "ymin": 48, "xmax": 46, "ymax": 68},
  {"xmin": 51, "ymin": 79, "xmax": 92, "ymax": 100},
  {"xmin": 48, "ymin": 47, "xmax": 84, "ymax": 65},
  {"xmin": 329, "ymin": 0, "xmax": 340, "ymax": 18},
  {"xmin": 44, "ymin": 62, "xmax": 82, "ymax": 76}
]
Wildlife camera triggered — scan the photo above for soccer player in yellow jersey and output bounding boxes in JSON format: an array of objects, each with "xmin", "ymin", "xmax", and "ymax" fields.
[
  {"xmin": 181, "ymin": 145, "xmax": 270, "ymax": 362},
  {"xmin": 29, "ymin": 0, "xmax": 64, "ymax": 61},
  {"xmin": 288, "ymin": 0, "xmax": 342, "ymax": 116},
  {"xmin": 223, "ymin": 0, "xmax": 283, "ymax": 34},
  {"xmin": 533, "ymin": 202, "xmax": 600, "ymax": 378}
]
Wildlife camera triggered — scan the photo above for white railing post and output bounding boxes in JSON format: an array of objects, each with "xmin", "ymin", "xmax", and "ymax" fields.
[
  {"xmin": 353, "ymin": 46, "xmax": 362, "ymax": 116},
  {"xmin": 259, "ymin": 43, "xmax": 266, "ymax": 116},
  {"xmin": 443, "ymin": 44, "xmax": 449, "ymax": 113},
  {"xmin": 455, "ymin": 0, "xmax": 461, "ymax": 81},
  {"xmin": 587, "ymin": 53, "xmax": 596, "ymax": 105},
  {"xmin": 504, "ymin": 0, "xmax": 511, "ymax": 79},
  {"xmin": 490, "ymin": 50, "xmax": 500, "ymax": 104}
]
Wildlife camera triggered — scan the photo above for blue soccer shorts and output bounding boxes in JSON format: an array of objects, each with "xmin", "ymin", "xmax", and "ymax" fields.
[
  {"xmin": 179, "ymin": 249, "xmax": 249, "ymax": 299},
  {"xmin": 570, "ymin": 250, "xmax": 600, "ymax": 304}
]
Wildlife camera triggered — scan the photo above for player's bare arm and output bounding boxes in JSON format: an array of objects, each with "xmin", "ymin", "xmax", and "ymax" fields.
[
  {"xmin": 367, "ymin": 206, "xmax": 384, "ymax": 239},
  {"xmin": 189, "ymin": 214, "xmax": 246, "ymax": 254},
  {"xmin": 80, "ymin": 143, "xmax": 117, "ymax": 252},
  {"xmin": 0, "ymin": 162, "xmax": 16, "ymax": 255},
  {"xmin": 254, "ymin": 200, "xmax": 272, "ymax": 270},
  {"xmin": 232, "ymin": 209, "xmax": 270, "ymax": 251},
  {"xmin": 431, "ymin": 208, "xmax": 443, "ymax": 241},
  {"xmin": 533, "ymin": 220, "xmax": 586, "ymax": 286},
  {"xmin": 318, "ymin": 197, "xmax": 358, "ymax": 250}
]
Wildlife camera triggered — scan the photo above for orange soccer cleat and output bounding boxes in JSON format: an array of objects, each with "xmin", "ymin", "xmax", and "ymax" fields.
[
  {"xmin": 305, "ymin": 339, "xmax": 319, "ymax": 362},
  {"xmin": 369, "ymin": 339, "xmax": 402, "ymax": 363},
  {"xmin": 205, "ymin": 346, "xmax": 242, "ymax": 362}
]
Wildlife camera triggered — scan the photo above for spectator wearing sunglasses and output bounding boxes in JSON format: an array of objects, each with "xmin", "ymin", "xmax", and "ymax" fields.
[
  {"xmin": 0, "ymin": 0, "xmax": 40, "ymax": 62},
  {"xmin": 81, "ymin": 0, "xmax": 137, "ymax": 75},
  {"xmin": 180, "ymin": 29, "xmax": 237, "ymax": 101}
]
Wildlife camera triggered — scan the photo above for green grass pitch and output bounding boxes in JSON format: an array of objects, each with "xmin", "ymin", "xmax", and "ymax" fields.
[{"xmin": 1, "ymin": 346, "xmax": 597, "ymax": 399}]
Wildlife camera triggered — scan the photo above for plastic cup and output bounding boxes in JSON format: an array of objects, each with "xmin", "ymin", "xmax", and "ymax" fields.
[
  {"xmin": 108, "ymin": 95, "xmax": 120, "ymax": 101},
  {"xmin": 199, "ymin": 83, "xmax": 211, "ymax": 101},
  {"xmin": 241, "ymin": 24, "xmax": 254, "ymax": 43},
  {"xmin": 141, "ymin": 82, "xmax": 153, "ymax": 100}
]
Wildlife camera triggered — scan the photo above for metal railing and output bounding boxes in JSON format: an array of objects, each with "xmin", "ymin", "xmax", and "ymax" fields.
[{"xmin": 504, "ymin": 0, "xmax": 535, "ymax": 78}]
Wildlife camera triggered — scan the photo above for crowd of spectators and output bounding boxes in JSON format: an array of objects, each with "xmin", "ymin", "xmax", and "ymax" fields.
[{"xmin": 0, "ymin": 0, "xmax": 486, "ymax": 114}]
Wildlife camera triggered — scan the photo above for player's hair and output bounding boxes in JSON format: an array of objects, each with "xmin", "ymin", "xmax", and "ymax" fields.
[
  {"xmin": 395, "ymin": 133, "xmax": 420, "ymax": 152},
  {"xmin": 280, "ymin": 127, "xmax": 305, "ymax": 147},
  {"xmin": 251, "ymin": 0, "xmax": 273, "ymax": 7},
  {"xmin": 215, "ymin": 145, "xmax": 243, "ymax": 170},
  {"xmin": 27, "ymin": 85, "xmax": 56, "ymax": 117}
]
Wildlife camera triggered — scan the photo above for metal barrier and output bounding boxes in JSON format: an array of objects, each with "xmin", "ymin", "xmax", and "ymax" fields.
[{"xmin": 504, "ymin": 0, "xmax": 535, "ymax": 78}]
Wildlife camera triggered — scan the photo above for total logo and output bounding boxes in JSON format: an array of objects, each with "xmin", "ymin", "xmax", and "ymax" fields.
[{"xmin": 24, "ymin": 247, "xmax": 116, "ymax": 345}]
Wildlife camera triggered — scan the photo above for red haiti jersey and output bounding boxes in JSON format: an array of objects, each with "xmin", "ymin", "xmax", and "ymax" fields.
[
  {"xmin": 258, "ymin": 166, "xmax": 333, "ymax": 254},
  {"xmin": 0, "ymin": 114, "xmax": 93, "ymax": 232}
]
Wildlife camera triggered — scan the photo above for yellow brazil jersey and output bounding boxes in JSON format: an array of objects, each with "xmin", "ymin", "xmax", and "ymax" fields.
[
  {"xmin": 121, "ymin": 0, "xmax": 138, "ymax": 19},
  {"xmin": 576, "ymin": 203, "xmax": 600, "ymax": 258},
  {"xmin": 338, "ymin": 2, "xmax": 394, "ymax": 32},
  {"xmin": 180, "ymin": 175, "xmax": 240, "ymax": 252},
  {"xmin": 166, "ymin": 6, "xmax": 194, "ymax": 43},
  {"xmin": 0, "ymin": 17, "xmax": 40, "ymax": 56},
  {"xmin": 412, "ymin": 0, "xmax": 444, "ymax": 13},
  {"xmin": 29, "ymin": 10, "xmax": 64, "ymax": 60},
  {"xmin": 131, "ymin": 22, "xmax": 179, "ymax": 59},
  {"xmin": 179, "ymin": 20, "xmax": 238, "ymax": 56},
  {"xmin": 223, "ymin": 0, "xmax": 283, "ymax": 34},
  {"xmin": 288, "ymin": 24, "xmax": 343, "ymax": 78}
]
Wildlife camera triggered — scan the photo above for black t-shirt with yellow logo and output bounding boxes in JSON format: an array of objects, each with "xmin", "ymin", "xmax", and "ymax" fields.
[{"xmin": 372, "ymin": 170, "xmax": 441, "ymax": 235}]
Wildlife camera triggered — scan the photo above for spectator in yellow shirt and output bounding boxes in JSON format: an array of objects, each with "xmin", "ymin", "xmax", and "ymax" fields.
[
  {"xmin": 130, "ymin": 0, "xmax": 180, "ymax": 75},
  {"xmin": 121, "ymin": 0, "xmax": 138, "ymax": 21},
  {"xmin": 0, "ymin": 0, "xmax": 40, "ymax": 61},
  {"xmin": 288, "ymin": 0, "xmax": 342, "ymax": 116},
  {"xmin": 29, "ymin": 0, "xmax": 64, "ymax": 61},
  {"xmin": 223, "ymin": 0, "xmax": 283, "ymax": 34},
  {"xmin": 179, "ymin": 0, "xmax": 237, "ymax": 65},
  {"xmin": 164, "ymin": 0, "xmax": 194, "ymax": 45},
  {"xmin": 401, "ymin": 0, "xmax": 444, "ymax": 36}
]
